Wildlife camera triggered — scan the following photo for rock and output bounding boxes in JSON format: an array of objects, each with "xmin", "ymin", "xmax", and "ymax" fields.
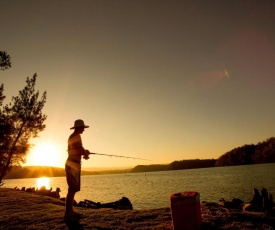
[
  {"xmin": 243, "ymin": 203, "xmax": 262, "ymax": 212},
  {"xmin": 249, "ymin": 188, "xmax": 262, "ymax": 207},
  {"xmin": 219, "ymin": 198, "xmax": 243, "ymax": 209},
  {"xmin": 79, "ymin": 197, "xmax": 133, "ymax": 210},
  {"xmin": 117, "ymin": 197, "xmax": 133, "ymax": 210}
]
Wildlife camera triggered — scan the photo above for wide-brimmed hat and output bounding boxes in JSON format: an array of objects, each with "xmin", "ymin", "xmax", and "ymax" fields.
[{"xmin": 70, "ymin": 119, "xmax": 89, "ymax": 129}]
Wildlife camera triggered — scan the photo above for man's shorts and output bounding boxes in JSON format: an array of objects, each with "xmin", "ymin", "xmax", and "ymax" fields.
[{"xmin": 65, "ymin": 164, "xmax": 81, "ymax": 193}]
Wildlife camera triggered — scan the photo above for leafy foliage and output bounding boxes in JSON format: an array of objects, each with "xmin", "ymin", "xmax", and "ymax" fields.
[
  {"xmin": 215, "ymin": 137, "xmax": 275, "ymax": 166},
  {"xmin": 0, "ymin": 74, "xmax": 47, "ymax": 183},
  {"xmin": 0, "ymin": 51, "xmax": 11, "ymax": 70},
  {"xmin": 0, "ymin": 84, "xmax": 5, "ymax": 106}
]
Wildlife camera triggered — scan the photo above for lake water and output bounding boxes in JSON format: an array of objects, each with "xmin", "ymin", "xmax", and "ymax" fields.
[{"xmin": 3, "ymin": 163, "xmax": 275, "ymax": 209}]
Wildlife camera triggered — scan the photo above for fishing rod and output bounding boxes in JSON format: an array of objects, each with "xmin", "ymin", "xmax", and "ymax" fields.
[{"xmin": 88, "ymin": 152, "xmax": 151, "ymax": 161}]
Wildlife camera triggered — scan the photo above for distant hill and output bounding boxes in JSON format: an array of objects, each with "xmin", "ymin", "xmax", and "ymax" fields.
[
  {"xmin": 4, "ymin": 166, "xmax": 131, "ymax": 179},
  {"xmin": 131, "ymin": 159, "xmax": 216, "ymax": 173},
  {"xmin": 4, "ymin": 166, "xmax": 98, "ymax": 179},
  {"xmin": 131, "ymin": 164, "xmax": 167, "ymax": 172},
  {"xmin": 166, "ymin": 159, "xmax": 216, "ymax": 170},
  {"xmin": 215, "ymin": 137, "xmax": 275, "ymax": 166}
]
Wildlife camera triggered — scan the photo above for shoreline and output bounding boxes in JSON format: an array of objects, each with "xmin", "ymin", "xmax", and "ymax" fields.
[{"xmin": 1, "ymin": 188, "xmax": 275, "ymax": 229}]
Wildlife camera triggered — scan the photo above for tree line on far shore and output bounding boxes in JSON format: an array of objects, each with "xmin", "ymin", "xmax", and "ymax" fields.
[
  {"xmin": 132, "ymin": 137, "xmax": 275, "ymax": 172},
  {"xmin": 131, "ymin": 159, "xmax": 216, "ymax": 173},
  {"xmin": 3, "ymin": 166, "xmax": 100, "ymax": 179},
  {"xmin": 215, "ymin": 137, "xmax": 275, "ymax": 166}
]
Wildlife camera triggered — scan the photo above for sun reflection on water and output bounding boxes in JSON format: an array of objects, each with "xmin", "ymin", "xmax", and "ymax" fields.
[{"xmin": 36, "ymin": 177, "xmax": 50, "ymax": 189}]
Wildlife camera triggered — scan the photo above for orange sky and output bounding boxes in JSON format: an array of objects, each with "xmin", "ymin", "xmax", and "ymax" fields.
[{"xmin": 1, "ymin": 0, "xmax": 275, "ymax": 168}]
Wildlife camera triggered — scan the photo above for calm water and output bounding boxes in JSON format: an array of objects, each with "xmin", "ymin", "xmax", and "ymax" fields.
[{"xmin": 3, "ymin": 163, "xmax": 275, "ymax": 209}]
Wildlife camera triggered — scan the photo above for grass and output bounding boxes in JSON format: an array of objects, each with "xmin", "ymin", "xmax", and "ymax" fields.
[{"xmin": 1, "ymin": 188, "xmax": 275, "ymax": 229}]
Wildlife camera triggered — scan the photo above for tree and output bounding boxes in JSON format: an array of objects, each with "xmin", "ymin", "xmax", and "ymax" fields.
[
  {"xmin": 0, "ymin": 74, "xmax": 47, "ymax": 184},
  {"xmin": 215, "ymin": 138, "xmax": 275, "ymax": 167},
  {"xmin": 0, "ymin": 51, "xmax": 10, "ymax": 105},
  {"xmin": 0, "ymin": 51, "xmax": 10, "ymax": 185},
  {"xmin": 0, "ymin": 51, "xmax": 11, "ymax": 70},
  {"xmin": 0, "ymin": 84, "xmax": 5, "ymax": 106}
]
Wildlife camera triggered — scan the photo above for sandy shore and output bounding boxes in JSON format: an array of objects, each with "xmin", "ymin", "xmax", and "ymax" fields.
[{"xmin": 0, "ymin": 188, "xmax": 275, "ymax": 229}]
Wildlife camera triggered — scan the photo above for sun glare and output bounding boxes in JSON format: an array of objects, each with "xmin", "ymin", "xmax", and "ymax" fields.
[
  {"xmin": 27, "ymin": 141, "xmax": 63, "ymax": 167},
  {"xmin": 36, "ymin": 177, "xmax": 50, "ymax": 189}
]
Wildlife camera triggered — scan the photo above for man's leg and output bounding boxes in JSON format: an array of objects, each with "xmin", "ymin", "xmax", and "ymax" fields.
[{"xmin": 65, "ymin": 191, "xmax": 75, "ymax": 219}]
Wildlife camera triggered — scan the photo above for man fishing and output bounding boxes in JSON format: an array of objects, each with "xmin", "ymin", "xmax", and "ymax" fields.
[{"xmin": 64, "ymin": 119, "xmax": 90, "ymax": 223}]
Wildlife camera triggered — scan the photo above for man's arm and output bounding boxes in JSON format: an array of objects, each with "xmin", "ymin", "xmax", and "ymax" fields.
[{"xmin": 83, "ymin": 150, "xmax": 90, "ymax": 160}]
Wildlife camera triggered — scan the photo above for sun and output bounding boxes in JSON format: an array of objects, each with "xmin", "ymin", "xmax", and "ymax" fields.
[
  {"xmin": 26, "ymin": 141, "xmax": 63, "ymax": 167},
  {"xmin": 36, "ymin": 177, "xmax": 50, "ymax": 189}
]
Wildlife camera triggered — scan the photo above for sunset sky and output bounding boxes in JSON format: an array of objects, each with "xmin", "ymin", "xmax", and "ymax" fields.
[{"xmin": 1, "ymin": 0, "xmax": 275, "ymax": 169}]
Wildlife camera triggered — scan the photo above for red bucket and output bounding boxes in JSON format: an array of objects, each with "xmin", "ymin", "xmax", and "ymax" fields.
[{"xmin": 170, "ymin": 191, "xmax": 202, "ymax": 230}]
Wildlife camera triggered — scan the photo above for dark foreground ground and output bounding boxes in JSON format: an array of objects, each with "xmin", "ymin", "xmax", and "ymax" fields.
[{"xmin": 0, "ymin": 188, "xmax": 275, "ymax": 229}]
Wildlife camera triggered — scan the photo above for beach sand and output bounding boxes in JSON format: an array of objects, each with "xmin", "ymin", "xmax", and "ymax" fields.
[{"xmin": 0, "ymin": 188, "xmax": 274, "ymax": 229}]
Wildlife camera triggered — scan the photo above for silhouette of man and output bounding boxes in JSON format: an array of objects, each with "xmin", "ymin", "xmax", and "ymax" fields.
[{"xmin": 64, "ymin": 119, "xmax": 90, "ymax": 222}]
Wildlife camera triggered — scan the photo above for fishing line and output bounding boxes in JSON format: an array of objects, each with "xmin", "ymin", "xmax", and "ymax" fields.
[{"xmin": 89, "ymin": 152, "xmax": 151, "ymax": 161}]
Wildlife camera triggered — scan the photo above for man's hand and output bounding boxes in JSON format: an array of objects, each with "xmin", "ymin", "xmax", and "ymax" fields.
[
  {"xmin": 83, "ymin": 154, "xmax": 89, "ymax": 160},
  {"xmin": 85, "ymin": 150, "xmax": 91, "ymax": 155},
  {"xmin": 83, "ymin": 150, "xmax": 90, "ymax": 160}
]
